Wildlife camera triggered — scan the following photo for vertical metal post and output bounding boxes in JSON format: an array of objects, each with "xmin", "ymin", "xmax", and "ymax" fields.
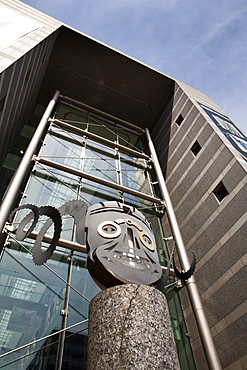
[
  {"xmin": 56, "ymin": 251, "xmax": 73, "ymax": 370},
  {"xmin": 145, "ymin": 128, "xmax": 222, "ymax": 370},
  {"xmin": 0, "ymin": 91, "xmax": 60, "ymax": 235}
]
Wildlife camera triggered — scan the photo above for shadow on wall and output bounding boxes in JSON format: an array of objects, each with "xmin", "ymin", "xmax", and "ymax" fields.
[{"xmin": 148, "ymin": 84, "xmax": 175, "ymax": 183}]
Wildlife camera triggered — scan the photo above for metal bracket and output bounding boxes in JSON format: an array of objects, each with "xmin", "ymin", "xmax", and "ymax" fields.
[
  {"xmin": 175, "ymin": 280, "xmax": 184, "ymax": 289},
  {"xmin": 60, "ymin": 309, "xmax": 69, "ymax": 316},
  {"xmin": 155, "ymin": 204, "xmax": 166, "ymax": 215},
  {"xmin": 146, "ymin": 160, "xmax": 153, "ymax": 170}
]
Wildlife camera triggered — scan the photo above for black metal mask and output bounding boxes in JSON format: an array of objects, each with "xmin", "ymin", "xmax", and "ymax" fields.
[{"xmin": 85, "ymin": 201, "xmax": 162, "ymax": 289}]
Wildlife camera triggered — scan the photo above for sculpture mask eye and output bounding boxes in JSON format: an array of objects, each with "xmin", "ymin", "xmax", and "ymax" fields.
[
  {"xmin": 139, "ymin": 231, "xmax": 154, "ymax": 251},
  {"xmin": 97, "ymin": 221, "xmax": 121, "ymax": 239}
]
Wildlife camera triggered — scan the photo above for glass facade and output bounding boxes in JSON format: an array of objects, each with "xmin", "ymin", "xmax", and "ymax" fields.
[{"xmin": 0, "ymin": 101, "xmax": 196, "ymax": 369}]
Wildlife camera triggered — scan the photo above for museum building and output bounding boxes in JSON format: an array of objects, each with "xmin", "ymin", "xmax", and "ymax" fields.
[{"xmin": 0, "ymin": 1, "xmax": 246, "ymax": 369}]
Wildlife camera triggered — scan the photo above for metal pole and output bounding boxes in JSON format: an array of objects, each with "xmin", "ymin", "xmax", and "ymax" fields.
[
  {"xmin": 56, "ymin": 251, "xmax": 73, "ymax": 370},
  {"xmin": 145, "ymin": 128, "xmax": 222, "ymax": 370},
  {"xmin": 0, "ymin": 91, "xmax": 60, "ymax": 235}
]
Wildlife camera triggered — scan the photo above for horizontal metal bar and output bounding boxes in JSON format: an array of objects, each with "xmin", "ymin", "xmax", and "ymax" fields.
[
  {"xmin": 27, "ymin": 230, "xmax": 87, "ymax": 253},
  {"xmin": 35, "ymin": 157, "xmax": 164, "ymax": 205},
  {"xmin": 49, "ymin": 118, "xmax": 150, "ymax": 160},
  {"xmin": 60, "ymin": 95, "xmax": 145, "ymax": 133},
  {"xmin": 7, "ymin": 228, "xmax": 175, "ymax": 276},
  {"xmin": 0, "ymin": 319, "xmax": 88, "ymax": 360}
]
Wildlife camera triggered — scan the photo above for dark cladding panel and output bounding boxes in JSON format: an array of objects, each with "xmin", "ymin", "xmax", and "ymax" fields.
[
  {"xmin": 39, "ymin": 26, "xmax": 175, "ymax": 129},
  {"xmin": 0, "ymin": 30, "xmax": 59, "ymax": 167}
]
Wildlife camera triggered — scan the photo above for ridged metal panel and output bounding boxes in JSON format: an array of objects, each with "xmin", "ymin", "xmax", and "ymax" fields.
[{"xmin": 0, "ymin": 30, "xmax": 59, "ymax": 167}]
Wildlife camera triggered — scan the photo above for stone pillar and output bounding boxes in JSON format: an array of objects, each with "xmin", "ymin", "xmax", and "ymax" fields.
[{"xmin": 87, "ymin": 284, "xmax": 180, "ymax": 370}]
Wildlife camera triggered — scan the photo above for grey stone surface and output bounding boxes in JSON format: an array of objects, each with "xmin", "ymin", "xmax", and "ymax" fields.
[{"xmin": 87, "ymin": 284, "xmax": 180, "ymax": 370}]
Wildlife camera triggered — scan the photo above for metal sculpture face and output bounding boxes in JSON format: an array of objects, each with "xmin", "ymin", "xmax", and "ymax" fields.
[
  {"xmin": 8, "ymin": 199, "xmax": 196, "ymax": 290},
  {"xmin": 85, "ymin": 201, "xmax": 162, "ymax": 288}
]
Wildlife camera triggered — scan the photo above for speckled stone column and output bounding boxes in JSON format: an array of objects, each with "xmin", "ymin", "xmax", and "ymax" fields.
[{"xmin": 87, "ymin": 284, "xmax": 180, "ymax": 370}]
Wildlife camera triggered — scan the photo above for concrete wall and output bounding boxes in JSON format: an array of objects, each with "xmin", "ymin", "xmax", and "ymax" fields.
[
  {"xmin": 151, "ymin": 81, "xmax": 247, "ymax": 369},
  {"xmin": 0, "ymin": 0, "xmax": 62, "ymax": 72}
]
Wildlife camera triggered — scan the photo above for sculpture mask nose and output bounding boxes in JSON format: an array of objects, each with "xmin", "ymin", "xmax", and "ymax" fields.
[
  {"xmin": 124, "ymin": 227, "xmax": 151, "ymax": 269},
  {"xmin": 127, "ymin": 227, "xmax": 136, "ymax": 252}
]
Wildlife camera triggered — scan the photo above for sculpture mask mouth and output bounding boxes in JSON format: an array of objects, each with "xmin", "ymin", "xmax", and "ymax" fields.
[{"xmin": 111, "ymin": 250, "xmax": 151, "ymax": 270}]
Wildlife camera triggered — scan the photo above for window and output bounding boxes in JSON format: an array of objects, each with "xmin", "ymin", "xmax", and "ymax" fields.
[
  {"xmin": 0, "ymin": 95, "xmax": 6, "ymax": 111},
  {"xmin": 176, "ymin": 114, "xmax": 184, "ymax": 126},
  {"xmin": 25, "ymin": 68, "xmax": 32, "ymax": 81},
  {"xmin": 41, "ymin": 53, "xmax": 46, "ymax": 64},
  {"xmin": 213, "ymin": 181, "xmax": 229, "ymax": 202},
  {"xmin": 190, "ymin": 141, "xmax": 201, "ymax": 156}
]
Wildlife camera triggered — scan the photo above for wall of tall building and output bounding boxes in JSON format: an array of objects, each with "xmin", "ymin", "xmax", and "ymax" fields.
[
  {"xmin": 151, "ymin": 82, "xmax": 247, "ymax": 369},
  {"xmin": 0, "ymin": 0, "xmax": 62, "ymax": 72},
  {"xmin": 0, "ymin": 1, "xmax": 246, "ymax": 369}
]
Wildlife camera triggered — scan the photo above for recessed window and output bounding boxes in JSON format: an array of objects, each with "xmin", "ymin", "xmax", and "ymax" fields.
[
  {"xmin": 176, "ymin": 114, "xmax": 184, "ymax": 126},
  {"xmin": 0, "ymin": 95, "xmax": 6, "ymax": 111},
  {"xmin": 25, "ymin": 68, "xmax": 32, "ymax": 81},
  {"xmin": 213, "ymin": 181, "xmax": 229, "ymax": 202},
  {"xmin": 191, "ymin": 141, "xmax": 201, "ymax": 156},
  {"xmin": 41, "ymin": 53, "xmax": 46, "ymax": 64}
]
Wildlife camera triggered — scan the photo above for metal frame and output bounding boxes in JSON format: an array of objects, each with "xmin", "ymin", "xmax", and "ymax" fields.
[
  {"xmin": 49, "ymin": 118, "xmax": 150, "ymax": 160},
  {"xmin": 35, "ymin": 156, "xmax": 164, "ymax": 205}
]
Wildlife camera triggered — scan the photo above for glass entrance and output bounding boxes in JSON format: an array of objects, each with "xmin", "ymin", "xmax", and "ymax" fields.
[{"xmin": 0, "ymin": 100, "xmax": 196, "ymax": 369}]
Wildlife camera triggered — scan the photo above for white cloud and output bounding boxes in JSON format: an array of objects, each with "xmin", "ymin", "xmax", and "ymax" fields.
[{"xmin": 178, "ymin": 7, "xmax": 245, "ymax": 63}]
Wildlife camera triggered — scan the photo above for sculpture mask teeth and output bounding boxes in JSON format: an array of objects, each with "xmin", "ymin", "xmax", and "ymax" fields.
[{"xmin": 113, "ymin": 251, "xmax": 150, "ymax": 270}]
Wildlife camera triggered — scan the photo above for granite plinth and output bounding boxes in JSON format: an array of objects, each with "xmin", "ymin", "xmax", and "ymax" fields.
[{"xmin": 87, "ymin": 284, "xmax": 180, "ymax": 370}]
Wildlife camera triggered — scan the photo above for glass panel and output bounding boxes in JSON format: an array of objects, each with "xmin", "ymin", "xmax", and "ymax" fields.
[
  {"xmin": 24, "ymin": 169, "xmax": 78, "ymax": 206},
  {"xmin": 84, "ymin": 141, "xmax": 117, "ymax": 184},
  {"xmin": 120, "ymin": 154, "xmax": 150, "ymax": 192},
  {"xmin": 88, "ymin": 115, "xmax": 116, "ymax": 142},
  {"xmin": 40, "ymin": 128, "xmax": 83, "ymax": 171},
  {"xmin": 166, "ymin": 289, "xmax": 197, "ymax": 370},
  {"xmin": 67, "ymin": 255, "xmax": 100, "ymax": 330},
  {"xmin": 56, "ymin": 105, "xmax": 88, "ymax": 130},
  {"xmin": 117, "ymin": 126, "xmax": 143, "ymax": 152},
  {"xmin": 13, "ymin": 168, "xmax": 79, "ymax": 243},
  {"xmin": 79, "ymin": 179, "xmax": 119, "ymax": 205},
  {"xmin": 0, "ymin": 241, "xmax": 66, "ymax": 369}
]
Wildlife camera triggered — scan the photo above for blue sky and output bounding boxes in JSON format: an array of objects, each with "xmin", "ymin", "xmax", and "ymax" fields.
[{"xmin": 22, "ymin": 0, "xmax": 247, "ymax": 133}]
